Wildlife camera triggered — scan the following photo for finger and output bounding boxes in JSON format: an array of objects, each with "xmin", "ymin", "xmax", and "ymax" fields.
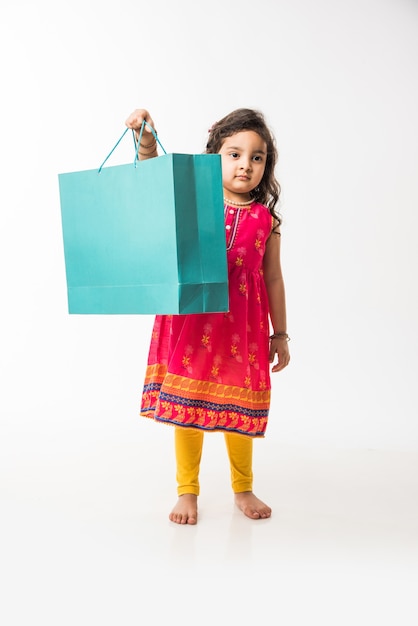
[
  {"xmin": 125, "ymin": 113, "xmax": 142, "ymax": 129},
  {"xmin": 272, "ymin": 363, "xmax": 285, "ymax": 372},
  {"xmin": 271, "ymin": 355, "xmax": 290, "ymax": 373},
  {"xmin": 125, "ymin": 109, "xmax": 156, "ymax": 132},
  {"xmin": 268, "ymin": 344, "xmax": 277, "ymax": 363}
]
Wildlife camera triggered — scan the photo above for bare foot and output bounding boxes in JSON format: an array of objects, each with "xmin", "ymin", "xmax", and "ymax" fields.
[
  {"xmin": 234, "ymin": 491, "xmax": 272, "ymax": 520},
  {"xmin": 169, "ymin": 494, "xmax": 198, "ymax": 525}
]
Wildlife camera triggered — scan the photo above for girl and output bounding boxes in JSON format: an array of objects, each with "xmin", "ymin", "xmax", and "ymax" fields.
[{"xmin": 125, "ymin": 107, "xmax": 290, "ymax": 525}]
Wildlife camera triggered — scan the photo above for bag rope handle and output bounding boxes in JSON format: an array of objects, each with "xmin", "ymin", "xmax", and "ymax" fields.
[{"xmin": 98, "ymin": 121, "xmax": 166, "ymax": 173}]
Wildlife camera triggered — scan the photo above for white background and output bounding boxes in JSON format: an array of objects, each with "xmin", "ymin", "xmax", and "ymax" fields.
[
  {"xmin": 1, "ymin": 0, "xmax": 417, "ymax": 624},
  {"xmin": 1, "ymin": 0, "xmax": 417, "ymax": 450}
]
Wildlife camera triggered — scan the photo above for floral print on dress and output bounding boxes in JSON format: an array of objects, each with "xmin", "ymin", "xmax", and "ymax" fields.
[
  {"xmin": 201, "ymin": 323, "xmax": 213, "ymax": 352},
  {"xmin": 235, "ymin": 246, "xmax": 247, "ymax": 267},
  {"xmin": 230, "ymin": 333, "xmax": 243, "ymax": 363},
  {"xmin": 255, "ymin": 229, "xmax": 265, "ymax": 255},
  {"xmin": 210, "ymin": 354, "xmax": 222, "ymax": 382},
  {"xmin": 181, "ymin": 345, "xmax": 194, "ymax": 374},
  {"xmin": 141, "ymin": 203, "xmax": 274, "ymax": 437},
  {"xmin": 248, "ymin": 342, "xmax": 260, "ymax": 370},
  {"xmin": 259, "ymin": 370, "xmax": 268, "ymax": 391},
  {"xmin": 239, "ymin": 274, "xmax": 248, "ymax": 297}
]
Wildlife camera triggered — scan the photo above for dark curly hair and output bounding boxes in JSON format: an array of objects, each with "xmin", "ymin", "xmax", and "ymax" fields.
[{"xmin": 205, "ymin": 108, "xmax": 281, "ymax": 228}]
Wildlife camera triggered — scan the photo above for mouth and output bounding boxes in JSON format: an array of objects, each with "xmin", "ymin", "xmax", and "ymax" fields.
[{"xmin": 236, "ymin": 175, "xmax": 250, "ymax": 181}]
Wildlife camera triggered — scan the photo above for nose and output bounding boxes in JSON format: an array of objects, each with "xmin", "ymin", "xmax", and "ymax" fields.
[{"xmin": 240, "ymin": 156, "xmax": 252, "ymax": 171}]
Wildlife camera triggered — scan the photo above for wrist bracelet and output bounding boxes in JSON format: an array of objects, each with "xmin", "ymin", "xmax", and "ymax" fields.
[
  {"xmin": 269, "ymin": 332, "xmax": 290, "ymax": 341},
  {"xmin": 138, "ymin": 149, "xmax": 157, "ymax": 157},
  {"xmin": 140, "ymin": 139, "xmax": 157, "ymax": 149}
]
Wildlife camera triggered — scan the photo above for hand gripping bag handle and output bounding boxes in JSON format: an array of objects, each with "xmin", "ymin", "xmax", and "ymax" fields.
[{"xmin": 98, "ymin": 120, "xmax": 167, "ymax": 173}]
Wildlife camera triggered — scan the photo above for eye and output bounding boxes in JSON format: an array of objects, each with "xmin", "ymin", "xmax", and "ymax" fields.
[
  {"xmin": 229, "ymin": 152, "xmax": 239, "ymax": 158},
  {"xmin": 253, "ymin": 155, "xmax": 263, "ymax": 162}
]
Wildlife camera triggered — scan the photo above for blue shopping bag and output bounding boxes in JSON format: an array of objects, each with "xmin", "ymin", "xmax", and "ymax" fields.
[{"xmin": 58, "ymin": 124, "xmax": 229, "ymax": 315}]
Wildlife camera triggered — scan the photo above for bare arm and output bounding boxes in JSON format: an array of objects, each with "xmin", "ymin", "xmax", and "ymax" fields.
[
  {"xmin": 263, "ymin": 226, "xmax": 290, "ymax": 372},
  {"xmin": 125, "ymin": 108, "xmax": 158, "ymax": 160}
]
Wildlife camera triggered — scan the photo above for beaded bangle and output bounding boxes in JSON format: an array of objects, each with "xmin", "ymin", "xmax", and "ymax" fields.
[{"xmin": 269, "ymin": 332, "xmax": 290, "ymax": 341}]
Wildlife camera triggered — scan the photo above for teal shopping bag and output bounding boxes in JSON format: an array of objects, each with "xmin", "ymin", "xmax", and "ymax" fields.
[{"xmin": 58, "ymin": 125, "xmax": 228, "ymax": 315}]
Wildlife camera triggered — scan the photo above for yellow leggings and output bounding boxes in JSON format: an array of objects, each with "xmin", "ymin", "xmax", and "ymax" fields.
[{"xmin": 174, "ymin": 426, "xmax": 253, "ymax": 496}]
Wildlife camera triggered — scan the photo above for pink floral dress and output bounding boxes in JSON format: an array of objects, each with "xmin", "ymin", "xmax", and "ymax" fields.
[{"xmin": 140, "ymin": 202, "xmax": 274, "ymax": 437}]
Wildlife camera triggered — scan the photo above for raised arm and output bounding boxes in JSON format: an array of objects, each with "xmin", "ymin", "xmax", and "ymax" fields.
[{"xmin": 125, "ymin": 108, "xmax": 158, "ymax": 160}]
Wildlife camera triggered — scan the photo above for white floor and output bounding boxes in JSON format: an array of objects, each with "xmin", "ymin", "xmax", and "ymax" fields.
[{"xmin": 1, "ymin": 419, "xmax": 417, "ymax": 626}]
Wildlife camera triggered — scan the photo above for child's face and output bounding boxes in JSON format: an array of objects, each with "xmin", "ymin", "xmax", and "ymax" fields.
[{"xmin": 219, "ymin": 130, "xmax": 267, "ymax": 198}]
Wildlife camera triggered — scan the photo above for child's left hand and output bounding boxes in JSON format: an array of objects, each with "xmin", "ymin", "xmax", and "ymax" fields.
[{"xmin": 269, "ymin": 338, "xmax": 290, "ymax": 372}]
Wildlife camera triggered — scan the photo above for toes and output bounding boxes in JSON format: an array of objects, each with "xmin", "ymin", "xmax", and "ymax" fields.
[{"xmin": 169, "ymin": 511, "xmax": 197, "ymax": 525}]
